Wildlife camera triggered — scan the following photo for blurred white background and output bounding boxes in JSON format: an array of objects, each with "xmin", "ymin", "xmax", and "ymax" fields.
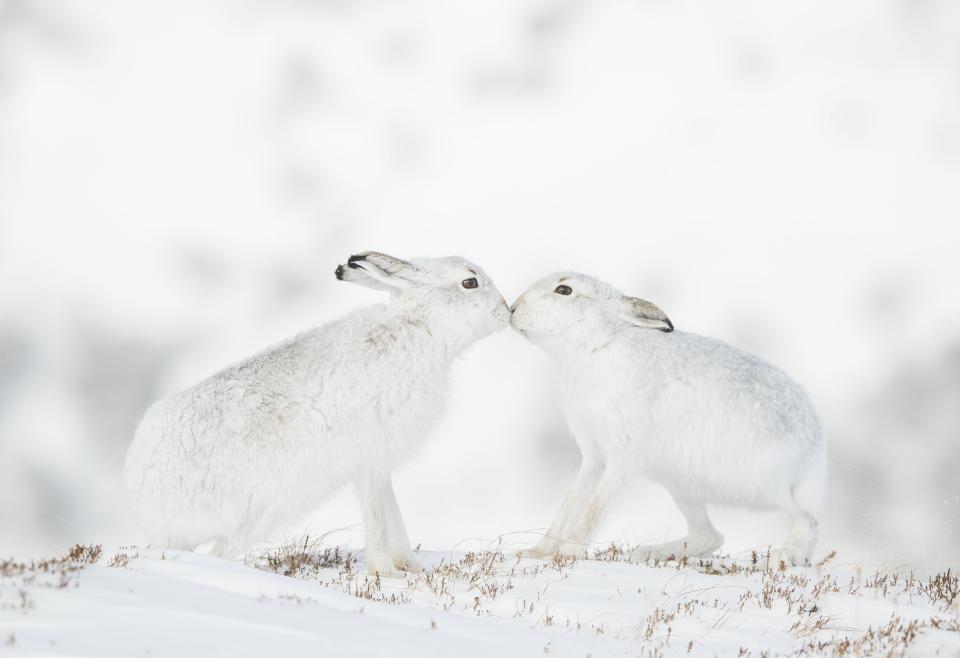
[{"xmin": 1, "ymin": 0, "xmax": 958, "ymax": 570}]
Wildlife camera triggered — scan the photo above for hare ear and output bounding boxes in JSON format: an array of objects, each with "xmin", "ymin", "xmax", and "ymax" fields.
[
  {"xmin": 620, "ymin": 296, "xmax": 673, "ymax": 332},
  {"xmin": 335, "ymin": 252, "xmax": 415, "ymax": 291}
]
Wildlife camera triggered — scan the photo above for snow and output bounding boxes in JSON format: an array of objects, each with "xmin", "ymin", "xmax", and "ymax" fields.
[
  {"xmin": 2, "ymin": 544, "xmax": 958, "ymax": 657},
  {"xmin": 1, "ymin": 0, "xmax": 960, "ymax": 623}
]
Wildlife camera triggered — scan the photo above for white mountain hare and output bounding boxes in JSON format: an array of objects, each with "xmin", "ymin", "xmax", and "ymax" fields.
[
  {"xmin": 124, "ymin": 252, "xmax": 510, "ymax": 575},
  {"xmin": 510, "ymin": 273, "xmax": 826, "ymax": 565}
]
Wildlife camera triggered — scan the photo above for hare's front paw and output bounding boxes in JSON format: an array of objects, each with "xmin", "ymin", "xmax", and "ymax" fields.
[
  {"xmin": 763, "ymin": 548, "xmax": 809, "ymax": 569},
  {"xmin": 554, "ymin": 543, "xmax": 588, "ymax": 559},
  {"xmin": 518, "ymin": 546, "xmax": 585, "ymax": 560},
  {"xmin": 392, "ymin": 553, "xmax": 424, "ymax": 574},
  {"xmin": 517, "ymin": 539, "xmax": 558, "ymax": 560},
  {"xmin": 632, "ymin": 538, "xmax": 721, "ymax": 563},
  {"xmin": 364, "ymin": 551, "xmax": 421, "ymax": 578},
  {"xmin": 517, "ymin": 548, "xmax": 546, "ymax": 559},
  {"xmin": 631, "ymin": 541, "xmax": 690, "ymax": 563}
]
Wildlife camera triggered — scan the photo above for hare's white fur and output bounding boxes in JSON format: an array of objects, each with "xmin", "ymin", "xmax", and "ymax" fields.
[
  {"xmin": 124, "ymin": 252, "xmax": 509, "ymax": 574},
  {"xmin": 511, "ymin": 272, "xmax": 826, "ymax": 565}
]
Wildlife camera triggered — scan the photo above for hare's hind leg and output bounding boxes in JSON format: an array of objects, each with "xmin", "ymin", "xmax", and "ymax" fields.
[
  {"xmin": 631, "ymin": 498, "xmax": 723, "ymax": 563},
  {"xmin": 772, "ymin": 483, "xmax": 820, "ymax": 566},
  {"xmin": 770, "ymin": 457, "xmax": 823, "ymax": 566},
  {"xmin": 776, "ymin": 508, "xmax": 818, "ymax": 566}
]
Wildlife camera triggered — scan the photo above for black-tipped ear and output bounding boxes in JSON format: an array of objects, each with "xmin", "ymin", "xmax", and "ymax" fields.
[
  {"xmin": 620, "ymin": 296, "xmax": 673, "ymax": 332},
  {"xmin": 335, "ymin": 251, "xmax": 415, "ymax": 292},
  {"xmin": 349, "ymin": 252, "xmax": 414, "ymax": 277}
]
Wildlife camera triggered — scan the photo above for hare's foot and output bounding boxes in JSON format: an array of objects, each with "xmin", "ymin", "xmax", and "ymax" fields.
[
  {"xmin": 631, "ymin": 533, "xmax": 722, "ymax": 563},
  {"xmin": 208, "ymin": 535, "xmax": 248, "ymax": 560},
  {"xmin": 364, "ymin": 549, "xmax": 422, "ymax": 578},
  {"xmin": 517, "ymin": 548, "xmax": 549, "ymax": 559},
  {"xmin": 364, "ymin": 564, "xmax": 422, "ymax": 579},
  {"xmin": 631, "ymin": 540, "xmax": 692, "ymax": 562},
  {"xmin": 764, "ymin": 547, "xmax": 809, "ymax": 569},
  {"xmin": 755, "ymin": 505, "xmax": 817, "ymax": 568},
  {"xmin": 391, "ymin": 551, "xmax": 423, "ymax": 574},
  {"xmin": 781, "ymin": 509, "xmax": 818, "ymax": 566},
  {"xmin": 519, "ymin": 539, "xmax": 587, "ymax": 560},
  {"xmin": 554, "ymin": 542, "xmax": 589, "ymax": 559},
  {"xmin": 517, "ymin": 538, "xmax": 561, "ymax": 560},
  {"xmin": 518, "ymin": 547, "xmax": 585, "ymax": 560}
]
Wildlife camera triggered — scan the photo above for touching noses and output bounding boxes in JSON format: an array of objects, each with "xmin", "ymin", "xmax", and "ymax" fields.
[{"xmin": 492, "ymin": 295, "xmax": 511, "ymax": 323}]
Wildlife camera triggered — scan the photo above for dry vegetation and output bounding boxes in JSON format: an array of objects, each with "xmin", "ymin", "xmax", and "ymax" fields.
[
  {"xmin": 250, "ymin": 539, "xmax": 960, "ymax": 657},
  {"xmin": 3, "ymin": 540, "xmax": 957, "ymax": 656},
  {"xmin": 0, "ymin": 543, "xmax": 142, "ymax": 609},
  {"xmin": 0, "ymin": 544, "xmax": 106, "ymax": 611},
  {"xmin": 254, "ymin": 536, "xmax": 356, "ymax": 578}
]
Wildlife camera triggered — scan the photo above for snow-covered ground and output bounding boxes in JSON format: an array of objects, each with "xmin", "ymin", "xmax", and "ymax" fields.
[
  {"xmin": 2, "ymin": 0, "xmax": 959, "ymax": 571},
  {"xmin": 2, "ymin": 542, "xmax": 958, "ymax": 657}
]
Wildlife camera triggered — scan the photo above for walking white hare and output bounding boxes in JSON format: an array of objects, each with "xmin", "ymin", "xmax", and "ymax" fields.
[
  {"xmin": 510, "ymin": 272, "xmax": 825, "ymax": 565},
  {"xmin": 124, "ymin": 252, "xmax": 510, "ymax": 575}
]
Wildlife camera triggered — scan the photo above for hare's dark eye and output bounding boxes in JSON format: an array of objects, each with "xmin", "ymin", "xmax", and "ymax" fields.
[
  {"xmin": 554, "ymin": 284, "xmax": 572, "ymax": 295},
  {"xmin": 462, "ymin": 277, "xmax": 479, "ymax": 289}
]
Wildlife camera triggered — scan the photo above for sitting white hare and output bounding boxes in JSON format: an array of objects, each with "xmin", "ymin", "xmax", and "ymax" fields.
[
  {"xmin": 124, "ymin": 252, "xmax": 510, "ymax": 575},
  {"xmin": 510, "ymin": 272, "xmax": 825, "ymax": 565}
]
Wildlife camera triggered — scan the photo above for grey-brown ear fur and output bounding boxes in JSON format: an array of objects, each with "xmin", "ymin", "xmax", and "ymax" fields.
[
  {"xmin": 335, "ymin": 251, "xmax": 415, "ymax": 291},
  {"xmin": 621, "ymin": 296, "xmax": 673, "ymax": 332}
]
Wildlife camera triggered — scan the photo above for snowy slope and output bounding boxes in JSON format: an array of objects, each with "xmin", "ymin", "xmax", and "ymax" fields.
[
  {"xmin": 2, "ymin": 0, "xmax": 960, "ymax": 571},
  {"xmin": 2, "ymin": 543, "xmax": 958, "ymax": 657}
]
